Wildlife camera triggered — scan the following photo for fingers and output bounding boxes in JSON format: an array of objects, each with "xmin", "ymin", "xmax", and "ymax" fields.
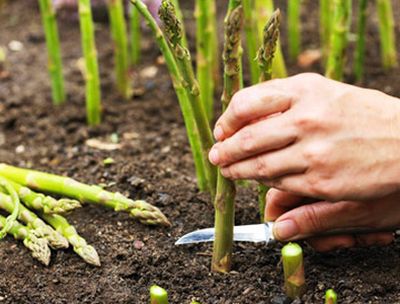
[
  {"xmin": 264, "ymin": 189, "xmax": 304, "ymax": 221},
  {"xmin": 213, "ymin": 83, "xmax": 294, "ymax": 141},
  {"xmin": 209, "ymin": 114, "xmax": 297, "ymax": 166}
]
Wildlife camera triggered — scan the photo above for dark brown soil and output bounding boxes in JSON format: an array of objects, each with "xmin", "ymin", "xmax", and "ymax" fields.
[{"xmin": 1, "ymin": 1, "xmax": 400, "ymax": 303}]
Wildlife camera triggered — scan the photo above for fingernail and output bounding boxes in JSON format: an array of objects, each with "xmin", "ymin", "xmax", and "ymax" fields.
[
  {"xmin": 273, "ymin": 220, "xmax": 299, "ymax": 241},
  {"xmin": 209, "ymin": 147, "xmax": 220, "ymax": 165},
  {"xmin": 214, "ymin": 125, "xmax": 224, "ymax": 141}
]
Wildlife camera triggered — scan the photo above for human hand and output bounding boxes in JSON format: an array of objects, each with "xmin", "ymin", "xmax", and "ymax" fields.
[
  {"xmin": 209, "ymin": 73, "xmax": 400, "ymax": 201},
  {"xmin": 266, "ymin": 188, "xmax": 397, "ymax": 251}
]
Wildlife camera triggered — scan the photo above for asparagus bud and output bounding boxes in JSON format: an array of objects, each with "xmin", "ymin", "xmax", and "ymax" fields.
[
  {"xmin": 325, "ymin": 289, "xmax": 338, "ymax": 304},
  {"xmin": 281, "ymin": 242, "xmax": 306, "ymax": 300},
  {"xmin": 150, "ymin": 285, "xmax": 169, "ymax": 304}
]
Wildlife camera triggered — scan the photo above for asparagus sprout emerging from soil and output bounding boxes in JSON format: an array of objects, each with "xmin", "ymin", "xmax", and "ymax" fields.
[
  {"xmin": 287, "ymin": 0, "xmax": 301, "ymax": 60},
  {"xmin": 211, "ymin": 0, "xmax": 243, "ymax": 273},
  {"xmin": 130, "ymin": 4, "xmax": 141, "ymax": 65},
  {"xmin": 0, "ymin": 215, "xmax": 51, "ymax": 266},
  {"xmin": 0, "ymin": 163, "xmax": 171, "ymax": 227},
  {"xmin": 354, "ymin": 0, "xmax": 368, "ymax": 82},
  {"xmin": 78, "ymin": 0, "xmax": 102, "ymax": 125},
  {"xmin": 325, "ymin": 289, "xmax": 338, "ymax": 304},
  {"xmin": 281, "ymin": 242, "xmax": 306, "ymax": 300},
  {"xmin": 150, "ymin": 285, "xmax": 169, "ymax": 304},
  {"xmin": 376, "ymin": 0, "xmax": 398, "ymax": 69},
  {"xmin": 107, "ymin": 0, "xmax": 132, "ymax": 99},
  {"xmin": 38, "ymin": 0, "xmax": 66, "ymax": 105}
]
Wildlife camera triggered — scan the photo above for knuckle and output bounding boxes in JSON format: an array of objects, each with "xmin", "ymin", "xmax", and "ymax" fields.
[
  {"xmin": 239, "ymin": 128, "xmax": 256, "ymax": 153},
  {"xmin": 306, "ymin": 175, "xmax": 335, "ymax": 200},
  {"xmin": 297, "ymin": 72, "xmax": 325, "ymax": 83},
  {"xmin": 294, "ymin": 113, "xmax": 321, "ymax": 131},
  {"xmin": 254, "ymin": 156, "xmax": 274, "ymax": 179},
  {"xmin": 303, "ymin": 143, "xmax": 332, "ymax": 167},
  {"xmin": 230, "ymin": 91, "xmax": 250, "ymax": 119}
]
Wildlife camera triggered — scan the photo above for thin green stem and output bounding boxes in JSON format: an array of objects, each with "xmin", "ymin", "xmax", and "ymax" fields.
[
  {"xmin": 354, "ymin": 0, "xmax": 368, "ymax": 82},
  {"xmin": 243, "ymin": 0, "xmax": 260, "ymax": 84},
  {"xmin": 130, "ymin": 4, "xmax": 141, "ymax": 65},
  {"xmin": 287, "ymin": 0, "xmax": 301, "ymax": 60},
  {"xmin": 282, "ymin": 242, "xmax": 306, "ymax": 300},
  {"xmin": 320, "ymin": 0, "xmax": 334, "ymax": 62},
  {"xmin": 377, "ymin": 0, "xmax": 397, "ymax": 69}
]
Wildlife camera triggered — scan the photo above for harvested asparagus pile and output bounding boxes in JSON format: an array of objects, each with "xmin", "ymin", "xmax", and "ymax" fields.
[{"xmin": 0, "ymin": 163, "xmax": 170, "ymax": 266}]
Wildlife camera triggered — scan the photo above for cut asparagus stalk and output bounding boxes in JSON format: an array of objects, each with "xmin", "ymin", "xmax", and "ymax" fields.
[
  {"xmin": 0, "ymin": 214, "xmax": 51, "ymax": 266},
  {"xmin": 325, "ymin": 0, "xmax": 352, "ymax": 81},
  {"xmin": 376, "ymin": 0, "xmax": 398, "ymax": 69},
  {"xmin": 287, "ymin": 0, "xmax": 301, "ymax": 60},
  {"xmin": 256, "ymin": 9, "xmax": 280, "ymax": 222},
  {"xmin": 282, "ymin": 242, "xmax": 306, "ymax": 300},
  {"xmin": 38, "ymin": 0, "xmax": 66, "ymax": 105},
  {"xmin": 130, "ymin": 0, "xmax": 208, "ymax": 193},
  {"xmin": 78, "ymin": 0, "xmax": 102, "ymax": 125},
  {"xmin": 319, "ymin": 0, "xmax": 334, "ymax": 62},
  {"xmin": 5, "ymin": 178, "xmax": 81, "ymax": 214},
  {"xmin": 130, "ymin": 4, "xmax": 141, "ymax": 65},
  {"xmin": 211, "ymin": 0, "xmax": 242, "ymax": 273},
  {"xmin": 243, "ymin": 0, "xmax": 260, "ymax": 84},
  {"xmin": 0, "ymin": 191, "xmax": 69, "ymax": 249},
  {"xmin": 41, "ymin": 213, "xmax": 100, "ymax": 266},
  {"xmin": 150, "ymin": 285, "xmax": 169, "ymax": 304},
  {"xmin": 354, "ymin": 0, "xmax": 368, "ymax": 81},
  {"xmin": 325, "ymin": 289, "xmax": 338, "ymax": 304},
  {"xmin": 159, "ymin": 0, "xmax": 217, "ymax": 197},
  {"xmin": 107, "ymin": 0, "xmax": 131, "ymax": 99},
  {"xmin": 0, "ymin": 176, "xmax": 20, "ymax": 239},
  {"xmin": 0, "ymin": 163, "xmax": 171, "ymax": 227}
]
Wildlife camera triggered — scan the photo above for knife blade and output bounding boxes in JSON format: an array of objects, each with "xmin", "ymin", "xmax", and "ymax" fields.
[{"xmin": 175, "ymin": 222, "xmax": 400, "ymax": 245}]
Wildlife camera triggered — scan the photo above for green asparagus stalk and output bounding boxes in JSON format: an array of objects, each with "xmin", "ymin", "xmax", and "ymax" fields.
[
  {"xmin": 130, "ymin": 0, "xmax": 208, "ymax": 193},
  {"xmin": 211, "ymin": 0, "xmax": 242, "ymax": 273},
  {"xmin": 78, "ymin": 0, "xmax": 102, "ymax": 125},
  {"xmin": 209, "ymin": 0, "xmax": 220, "ymax": 91},
  {"xmin": 281, "ymin": 242, "xmax": 306, "ymax": 300},
  {"xmin": 0, "ymin": 214, "xmax": 51, "ymax": 266},
  {"xmin": 107, "ymin": 0, "xmax": 132, "ymax": 99},
  {"xmin": 320, "ymin": 0, "xmax": 334, "ymax": 61},
  {"xmin": 170, "ymin": 0, "xmax": 188, "ymax": 48},
  {"xmin": 287, "ymin": 0, "xmax": 301, "ymax": 60},
  {"xmin": 159, "ymin": 0, "xmax": 217, "ymax": 197},
  {"xmin": 150, "ymin": 285, "xmax": 169, "ymax": 304},
  {"xmin": 325, "ymin": 0, "xmax": 352, "ymax": 81},
  {"xmin": 0, "ymin": 163, "xmax": 171, "ymax": 227},
  {"xmin": 0, "ymin": 177, "xmax": 20, "ymax": 239},
  {"xmin": 255, "ymin": 0, "xmax": 287, "ymax": 78},
  {"xmin": 354, "ymin": 0, "xmax": 368, "ymax": 82},
  {"xmin": 243, "ymin": 0, "xmax": 260, "ymax": 84},
  {"xmin": 377, "ymin": 0, "xmax": 398, "ymax": 69},
  {"xmin": 0, "ymin": 191, "xmax": 69, "ymax": 249},
  {"xmin": 41, "ymin": 213, "xmax": 100, "ymax": 266},
  {"xmin": 256, "ymin": 9, "xmax": 280, "ymax": 222},
  {"xmin": 130, "ymin": 4, "xmax": 141, "ymax": 65},
  {"xmin": 325, "ymin": 289, "xmax": 338, "ymax": 304},
  {"xmin": 38, "ymin": 0, "xmax": 66, "ymax": 105},
  {"xmin": 5, "ymin": 178, "xmax": 81, "ymax": 214},
  {"xmin": 196, "ymin": 0, "xmax": 216, "ymax": 119}
]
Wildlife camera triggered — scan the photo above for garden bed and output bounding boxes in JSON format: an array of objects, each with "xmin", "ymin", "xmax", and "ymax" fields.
[{"xmin": 0, "ymin": 1, "xmax": 400, "ymax": 303}]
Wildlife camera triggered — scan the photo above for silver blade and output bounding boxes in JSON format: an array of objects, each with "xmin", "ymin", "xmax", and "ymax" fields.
[{"xmin": 175, "ymin": 223, "xmax": 274, "ymax": 245}]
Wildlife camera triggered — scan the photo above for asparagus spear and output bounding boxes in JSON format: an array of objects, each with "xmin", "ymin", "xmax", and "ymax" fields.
[
  {"xmin": 325, "ymin": 0, "xmax": 352, "ymax": 81},
  {"xmin": 38, "ymin": 0, "xmax": 66, "ymax": 105},
  {"xmin": 78, "ymin": 0, "xmax": 102, "ymax": 125},
  {"xmin": 287, "ymin": 0, "xmax": 301, "ymax": 60},
  {"xmin": 211, "ymin": 0, "xmax": 242, "ymax": 273},
  {"xmin": 41, "ymin": 213, "xmax": 100, "ymax": 266},
  {"xmin": 376, "ymin": 0, "xmax": 398, "ymax": 69},
  {"xmin": 150, "ymin": 285, "xmax": 169, "ymax": 304},
  {"xmin": 0, "ymin": 163, "xmax": 171, "ymax": 227},
  {"xmin": 354, "ymin": 0, "xmax": 368, "ymax": 82},
  {"xmin": 159, "ymin": 0, "xmax": 217, "ymax": 197},
  {"xmin": 256, "ymin": 9, "xmax": 280, "ymax": 222},
  {"xmin": 281, "ymin": 242, "xmax": 306, "ymax": 300},
  {"xmin": 0, "ymin": 214, "xmax": 51, "ymax": 266},
  {"xmin": 0, "ymin": 177, "xmax": 20, "ymax": 239},
  {"xmin": 325, "ymin": 289, "xmax": 338, "ymax": 304},
  {"xmin": 5, "ymin": 178, "xmax": 81, "ymax": 214},
  {"xmin": 130, "ymin": 4, "xmax": 141, "ymax": 65},
  {"xmin": 170, "ymin": 0, "xmax": 188, "ymax": 48},
  {"xmin": 0, "ymin": 191, "xmax": 69, "ymax": 249},
  {"xmin": 243, "ymin": 0, "xmax": 260, "ymax": 84},
  {"xmin": 319, "ymin": 0, "xmax": 334, "ymax": 62},
  {"xmin": 130, "ymin": 0, "xmax": 208, "ymax": 193}
]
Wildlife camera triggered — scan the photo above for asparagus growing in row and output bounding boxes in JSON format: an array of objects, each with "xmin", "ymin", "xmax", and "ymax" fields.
[
  {"xmin": 325, "ymin": 289, "xmax": 338, "ymax": 304},
  {"xmin": 107, "ymin": 0, "xmax": 131, "ymax": 99},
  {"xmin": 130, "ymin": 0, "xmax": 210, "ymax": 193},
  {"xmin": 41, "ymin": 213, "xmax": 100, "ymax": 266},
  {"xmin": 320, "ymin": 0, "xmax": 334, "ymax": 61},
  {"xmin": 0, "ymin": 177, "xmax": 20, "ymax": 239},
  {"xmin": 150, "ymin": 285, "xmax": 169, "ymax": 304},
  {"xmin": 0, "ymin": 214, "xmax": 51, "ymax": 266},
  {"xmin": 243, "ymin": 0, "xmax": 260, "ymax": 84},
  {"xmin": 354, "ymin": 0, "xmax": 368, "ymax": 82},
  {"xmin": 325, "ymin": 0, "xmax": 352, "ymax": 81},
  {"xmin": 281, "ymin": 242, "xmax": 305, "ymax": 300},
  {"xmin": 159, "ymin": 0, "xmax": 217, "ymax": 197},
  {"xmin": 38, "ymin": 0, "xmax": 66, "ymax": 105},
  {"xmin": 0, "ymin": 163, "xmax": 171, "ymax": 227},
  {"xmin": 256, "ymin": 9, "xmax": 280, "ymax": 222},
  {"xmin": 78, "ymin": 0, "xmax": 102, "ymax": 125},
  {"xmin": 130, "ymin": 4, "xmax": 141, "ymax": 65},
  {"xmin": 211, "ymin": 0, "xmax": 242, "ymax": 273},
  {"xmin": 0, "ymin": 191, "xmax": 69, "ymax": 249},
  {"xmin": 287, "ymin": 0, "xmax": 301, "ymax": 60},
  {"xmin": 376, "ymin": 0, "xmax": 397, "ymax": 69},
  {"xmin": 5, "ymin": 178, "xmax": 81, "ymax": 214}
]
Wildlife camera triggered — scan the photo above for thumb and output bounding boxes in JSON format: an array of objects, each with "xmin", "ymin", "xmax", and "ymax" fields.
[{"xmin": 272, "ymin": 200, "xmax": 368, "ymax": 241}]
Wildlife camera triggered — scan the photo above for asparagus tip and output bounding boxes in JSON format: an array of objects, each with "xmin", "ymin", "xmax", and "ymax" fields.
[
  {"xmin": 76, "ymin": 244, "xmax": 101, "ymax": 266},
  {"xmin": 24, "ymin": 234, "xmax": 51, "ymax": 266}
]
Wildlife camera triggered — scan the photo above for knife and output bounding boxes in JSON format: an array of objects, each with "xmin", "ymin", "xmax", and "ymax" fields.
[{"xmin": 175, "ymin": 222, "xmax": 400, "ymax": 245}]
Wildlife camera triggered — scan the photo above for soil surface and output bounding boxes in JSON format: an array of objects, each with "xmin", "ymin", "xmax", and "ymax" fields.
[{"xmin": 1, "ymin": 1, "xmax": 400, "ymax": 303}]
